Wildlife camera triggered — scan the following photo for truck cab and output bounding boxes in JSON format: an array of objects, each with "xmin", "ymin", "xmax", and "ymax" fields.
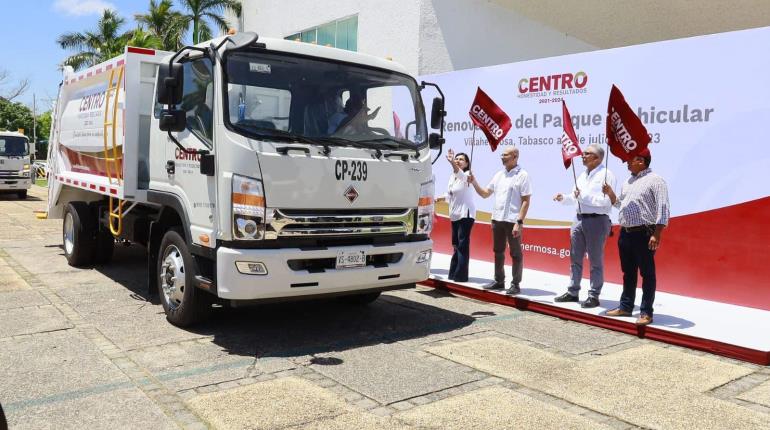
[{"xmin": 0, "ymin": 131, "xmax": 33, "ymax": 199}]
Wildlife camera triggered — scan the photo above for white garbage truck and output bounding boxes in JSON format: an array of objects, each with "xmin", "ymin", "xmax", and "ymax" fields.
[
  {"xmin": 47, "ymin": 32, "xmax": 446, "ymax": 326},
  {"xmin": 0, "ymin": 130, "xmax": 33, "ymax": 199}
]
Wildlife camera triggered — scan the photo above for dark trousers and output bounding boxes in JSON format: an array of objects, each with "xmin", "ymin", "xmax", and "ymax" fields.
[
  {"xmin": 449, "ymin": 217, "xmax": 475, "ymax": 282},
  {"xmin": 491, "ymin": 220, "xmax": 523, "ymax": 287},
  {"xmin": 618, "ymin": 229, "xmax": 657, "ymax": 316}
]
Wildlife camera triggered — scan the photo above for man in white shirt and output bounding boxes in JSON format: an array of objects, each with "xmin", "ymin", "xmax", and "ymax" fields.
[
  {"xmin": 553, "ymin": 144, "xmax": 616, "ymax": 308},
  {"xmin": 469, "ymin": 147, "xmax": 532, "ymax": 295}
]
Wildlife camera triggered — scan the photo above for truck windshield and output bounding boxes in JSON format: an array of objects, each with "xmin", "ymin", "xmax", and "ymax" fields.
[
  {"xmin": 224, "ymin": 51, "xmax": 428, "ymax": 149},
  {"xmin": 0, "ymin": 137, "xmax": 29, "ymax": 156}
]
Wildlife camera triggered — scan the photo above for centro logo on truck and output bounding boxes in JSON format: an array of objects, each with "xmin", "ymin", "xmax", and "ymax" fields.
[{"xmin": 517, "ymin": 72, "xmax": 588, "ymax": 98}]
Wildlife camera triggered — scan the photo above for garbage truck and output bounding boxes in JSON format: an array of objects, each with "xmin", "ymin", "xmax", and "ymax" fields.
[
  {"xmin": 47, "ymin": 32, "xmax": 446, "ymax": 326},
  {"xmin": 0, "ymin": 130, "xmax": 33, "ymax": 199}
]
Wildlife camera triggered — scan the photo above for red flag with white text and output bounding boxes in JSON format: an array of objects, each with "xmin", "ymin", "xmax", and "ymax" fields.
[
  {"xmin": 560, "ymin": 100, "xmax": 583, "ymax": 168},
  {"xmin": 606, "ymin": 85, "xmax": 650, "ymax": 161},
  {"xmin": 468, "ymin": 87, "xmax": 512, "ymax": 152}
]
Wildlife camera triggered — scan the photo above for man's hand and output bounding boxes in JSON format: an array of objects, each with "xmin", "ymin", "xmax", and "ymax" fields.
[
  {"xmin": 648, "ymin": 233, "xmax": 661, "ymax": 251},
  {"xmin": 512, "ymin": 223, "xmax": 522, "ymax": 238},
  {"xmin": 573, "ymin": 188, "xmax": 581, "ymax": 198},
  {"xmin": 553, "ymin": 193, "xmax": 564, "ymax": 202},
  {"xmin": 602, "ymin": 183, "xmax": 617, "ymax": 205},
  {"xmin": 367, "ymin": 106, "xmax": 381, "ymax": 120}
]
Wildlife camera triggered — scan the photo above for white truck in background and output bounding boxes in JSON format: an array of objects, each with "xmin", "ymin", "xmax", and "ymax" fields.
[
  {"xmin": 0, "ymin": 130, "xmax": 33, "ymax": 199},
  {"xmin": 47, "ymin": 32, "xmax": 446, "ymax": 326}
]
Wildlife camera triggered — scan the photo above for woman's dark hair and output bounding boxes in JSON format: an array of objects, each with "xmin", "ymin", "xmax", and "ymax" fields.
[{"xmin": 455, "ymin": 152, "xmax": 471, "ymax": 172}]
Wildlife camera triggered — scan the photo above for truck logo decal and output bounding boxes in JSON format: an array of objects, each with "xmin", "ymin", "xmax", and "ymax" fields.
[{"xmin": 344, "ymin": 185, "xmax": 359, "ymax": 204}]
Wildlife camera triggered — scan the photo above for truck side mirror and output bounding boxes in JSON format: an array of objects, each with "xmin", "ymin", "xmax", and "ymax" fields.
[
  {"xmin": 429, "ymin": 133, "xmax": 444, "ymax": 149},
  {"xmin": 157, "ymin": 63, "xmax": 184, "ymax": 105},
  {"xmin": 430, "ymin": 97, "xmax": 445, "ymax": 129},
  {"xmin": 159, "ymin": 109, "xmax": 186, "ymax": 132}
]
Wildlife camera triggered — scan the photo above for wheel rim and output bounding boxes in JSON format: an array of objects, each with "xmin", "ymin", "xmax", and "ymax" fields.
[
  {"xmin": 159, "ymin": 245, "xmax": 185, "ymax": 310},
  {"xmin": 63, "ymin": 212, "xmax": 74, "ymax": 255}
]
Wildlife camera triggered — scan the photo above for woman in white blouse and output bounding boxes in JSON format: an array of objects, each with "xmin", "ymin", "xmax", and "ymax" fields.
[{"xmin": 439, "ymin": 149, "xmax": 476, "ymax": 282}]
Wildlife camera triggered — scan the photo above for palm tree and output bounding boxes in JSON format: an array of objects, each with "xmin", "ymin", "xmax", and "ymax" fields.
[
  {"xmin": 57, "ymin": 9, "xmax": 132, "ymax": 71},
  {"xmin": 178, "ymin": 0, "xmax": 242, "ymax": 45},
  {"xmin": 134, "ymin": 0, "xmax": 188, "ymax": 51},
  {"xmin": 126, "ymin": 27, "xmax": 164, "ymax": 50}
]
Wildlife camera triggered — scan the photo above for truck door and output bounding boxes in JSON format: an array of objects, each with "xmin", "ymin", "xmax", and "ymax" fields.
[{"xmin": 161, "ymin": 57, "xmax": 217, "ymax": 247}]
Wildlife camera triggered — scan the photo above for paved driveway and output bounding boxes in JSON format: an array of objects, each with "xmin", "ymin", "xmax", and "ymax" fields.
[{"xmin": 1, "ymin": 186, "xmax": 769, "ymax": 429}]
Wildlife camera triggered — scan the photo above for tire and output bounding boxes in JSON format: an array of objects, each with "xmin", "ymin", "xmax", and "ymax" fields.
[
  {"xmin": 93, "ymin": 229, "xmax": 115, "ymax": 265},
  {"xmin": 63, "ymin": 202, "xmax": 96, "ymax": 267},
  {"xmin": 338, "ymin": 291, "xmax": 381, "ymax": 305},
  {"xmin": 157, "ymin": 227, "xmax": 210, "ymax": 327},
  {"xmin": 18, "ymin": 190, "xmax": 27, "ymax": 199}
]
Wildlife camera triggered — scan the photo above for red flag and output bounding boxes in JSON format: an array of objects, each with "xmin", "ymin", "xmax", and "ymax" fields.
[
  {"xmin": 606, "ymin": 85, "xmax": 650, "ymax": 161},
  {"xmin": 468, "ymin": 87, "xmax": 512, "ymax": 152},
  {"xmin": 560, "ymin": 100, "xmax": 583, "ymax": 169},
  {"xmin": 393, "ymin": 111, "xmax": 403, "ymax": 138}
]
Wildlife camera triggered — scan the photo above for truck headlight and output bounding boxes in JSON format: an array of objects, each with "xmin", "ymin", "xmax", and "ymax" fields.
[
  {"xmin": 415, "ymin": 179, "xmax": 434, "ymax": 234},
  {"xmin": 232, "ymin": 174, "xmax": 265, "ymax": 240}
]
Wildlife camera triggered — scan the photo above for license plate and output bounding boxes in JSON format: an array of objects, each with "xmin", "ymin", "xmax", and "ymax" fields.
[{"xmin": 336, "ymin": 250, "xmax": 366, "ymax": 269}]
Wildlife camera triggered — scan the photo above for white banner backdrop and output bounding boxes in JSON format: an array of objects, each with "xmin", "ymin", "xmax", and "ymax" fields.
[{"xmin": 424, "ymin": 26, "xmax": 770, "ymax": 224}]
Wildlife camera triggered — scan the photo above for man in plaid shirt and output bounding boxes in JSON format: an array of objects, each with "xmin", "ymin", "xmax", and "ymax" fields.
[{"xmin": 602, "ymin": 148, "xmax": 670, "ymax": 326}]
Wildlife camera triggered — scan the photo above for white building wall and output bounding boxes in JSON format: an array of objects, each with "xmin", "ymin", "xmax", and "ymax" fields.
[
  {"xmin": 237, "ymin": 0, "xmax": 599, "ymax": 76},
  {"xmin": 418, "ymin": 0, "xmax": 598, "ymax": 74},
  {"xmin": 239, "ymin": 0, "xmax": 423, "ymax": 75}
]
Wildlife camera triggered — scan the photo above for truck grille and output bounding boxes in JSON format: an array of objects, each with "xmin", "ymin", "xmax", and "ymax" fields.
[
  {"xmin": 0, "ymin": 170, "xmax": 25, "ymax": 179},
  {"xmin": 265, "ymin": 208, "xmax": 415, "ymax": 239}
]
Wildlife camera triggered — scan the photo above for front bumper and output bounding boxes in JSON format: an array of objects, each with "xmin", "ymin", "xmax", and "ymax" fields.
[
  {"xmin": 216, "ymin": 239, "xmax": 432, "ymax": 300},
  {"xmin": 0, "ymin": 177, "xmax": 31, "ymax": 190}
]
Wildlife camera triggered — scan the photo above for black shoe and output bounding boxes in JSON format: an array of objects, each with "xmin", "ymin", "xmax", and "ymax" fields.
[
  {"xmin": 554, "ymin": 292, "xmax": 579, "ymax": 303},
  {"xmin": 505, "ymin": 285, "xmax": 521, "ymax": 295},
  {"xmin": 581, "ymin": 296, "xmax": 600, "ymax": 308},
  {"xmin": 483, "ymin": 282, "xmax": 504, "ymax": 291}
]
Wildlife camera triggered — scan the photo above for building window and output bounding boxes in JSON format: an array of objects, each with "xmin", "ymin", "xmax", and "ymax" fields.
[{"xmin": 285, "ymin": 15, "xmax": 358, "ymax": 51}]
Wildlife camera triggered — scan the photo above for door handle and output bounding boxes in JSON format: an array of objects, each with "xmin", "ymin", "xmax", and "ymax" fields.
[{"xmin": 166, "ymin": 160, "xmax": 175, "ymax": 175}]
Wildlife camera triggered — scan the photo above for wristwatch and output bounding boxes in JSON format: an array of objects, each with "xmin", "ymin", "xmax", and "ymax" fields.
[{"xmin": 516, "ymin": 219, "xmax": 524, "ymax": 225}]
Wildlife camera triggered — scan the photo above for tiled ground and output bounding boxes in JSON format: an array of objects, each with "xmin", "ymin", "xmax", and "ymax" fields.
[{"xmin": 1, "ymin": 186, "xmax": 768, "ymax": 429}]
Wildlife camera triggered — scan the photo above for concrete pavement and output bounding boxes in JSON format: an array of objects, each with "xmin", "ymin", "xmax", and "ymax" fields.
[{"xmin": 1, "ymin": 185, "xmax": 769, "ymax": 429}]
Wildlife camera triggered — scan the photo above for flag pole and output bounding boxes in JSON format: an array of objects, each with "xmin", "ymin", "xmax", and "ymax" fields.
[
  {"xmin": 571, "ymin": 161, "xmax": 583, "ymax": 214},
  {"xmin": 469, "ymin": 126, "xmax": 476, "ymax": 165}
]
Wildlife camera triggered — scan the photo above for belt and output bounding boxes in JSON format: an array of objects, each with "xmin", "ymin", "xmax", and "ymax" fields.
[
  {"xmin": 577, "ymin": 213, "xmax": 606, "ymax": 219},
  {"xmin": 621, "ymin": 225, "xmax": 654, "ymax": 233}
]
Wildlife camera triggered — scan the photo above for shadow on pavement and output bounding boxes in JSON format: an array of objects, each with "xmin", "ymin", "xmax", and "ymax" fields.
[{"xmin": 93, "ymin": 244, "xmax": 477, "ymax": 361}]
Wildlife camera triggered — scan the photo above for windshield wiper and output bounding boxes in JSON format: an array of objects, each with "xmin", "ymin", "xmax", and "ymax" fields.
[
  {"xmin": 231, "ymin": 124, "xmax": 331, "ymax": 155},
  {"xmin": 356, "ymin": 137, "xmax": 421, "ymax": 157}
]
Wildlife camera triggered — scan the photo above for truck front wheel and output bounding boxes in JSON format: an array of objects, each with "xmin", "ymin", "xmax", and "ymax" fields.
[
  {"xmin": 18, "ymin": 190, "xmax": 27, "ymax": 199},
  {"xmin": 63, "ymin": 202, "xmax": 95, "ymax": 267},
  {"xmin": 157, "ymin": 227, "xmax": 210, "ymax": 327}
]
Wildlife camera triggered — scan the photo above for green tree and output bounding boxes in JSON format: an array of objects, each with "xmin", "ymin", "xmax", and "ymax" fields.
[
  {"xmin": 57, "ymin": 9, "xmax": 134, "ymax": 71},
  {"xmin": 0, "ymin": 99, "xmax": 34, "ymax": 137},
  {"xmin": 178, "ymin": 0, "xmax": 242, "ymax": 45},
  {"xmin": 36, "ymin": 111, "xmax": 52, "ymax": 143},
  {"xmin": 126, "ymin": 26, "xmax": 163, "ymax": 49},
  {"xmin": 134, "ymin": 0, "xmax": 188, "ymax": 51}
]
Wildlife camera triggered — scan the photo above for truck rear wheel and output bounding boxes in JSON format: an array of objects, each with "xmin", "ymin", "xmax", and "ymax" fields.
[
  {"xmin": 63, "ymin": 202, "xmax": 95, "ymax": 267},
  {"xmin": 18, "ymin": 190, "xmax": 27, "ymax": 199},
  {"xmin": 157, "ymin": 227, "xmax": 210, "ymax": 327}
]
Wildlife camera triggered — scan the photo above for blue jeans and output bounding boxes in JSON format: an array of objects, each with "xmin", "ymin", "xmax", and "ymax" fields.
[
  {"xmin": 449, "ymin": 217, "xmax": 475, "ymax": 282},
  {"xmin": 618, "ymin": 228, "xmax": 657, "ymax": 316}
]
